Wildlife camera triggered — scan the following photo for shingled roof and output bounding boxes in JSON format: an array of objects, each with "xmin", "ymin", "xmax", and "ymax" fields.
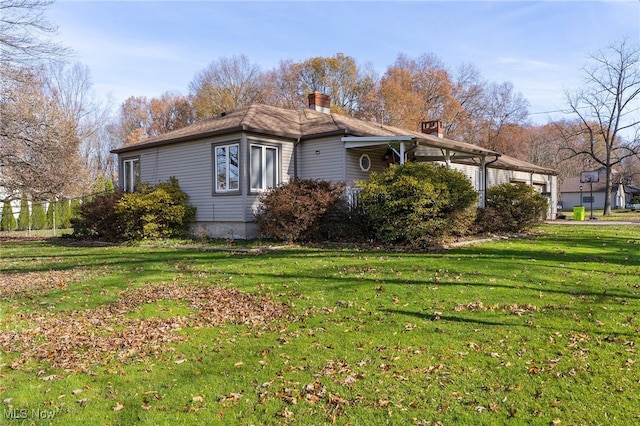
[
  {"xmin": 488, "ymin": 155, "xmax": 558, "ymax": 176},
  {"xmin": 112, "ymin": 104, "xmax": 500, "ymax": 159}
]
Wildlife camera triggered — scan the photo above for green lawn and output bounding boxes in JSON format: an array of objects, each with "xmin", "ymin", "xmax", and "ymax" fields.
[{"xmin": 1, "ymin": 225, "xmax": 639, "ymax": 425}]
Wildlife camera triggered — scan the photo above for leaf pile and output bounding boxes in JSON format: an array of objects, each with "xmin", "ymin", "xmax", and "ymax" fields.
[
  {"xmin": 0, "ymin": 270, "xmax": 88, "ymax": 300},
  {"xmin": 0, "ymin": 282, "xmax": 288, "ymax": 372}
]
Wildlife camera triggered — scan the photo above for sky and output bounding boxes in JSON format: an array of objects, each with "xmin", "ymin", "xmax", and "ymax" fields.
[{"xmin": 47, "ymin": 0, "xmax": 640, "ymax": 125}]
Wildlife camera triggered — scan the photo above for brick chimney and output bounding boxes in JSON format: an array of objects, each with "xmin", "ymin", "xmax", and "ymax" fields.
[
  {"xmin": 421, "ymin": 120, "xmax": 443, "ymax": 138},
  {"xmin": 308, "ymin": 91, "xmax": 331, "ymax": 114}
]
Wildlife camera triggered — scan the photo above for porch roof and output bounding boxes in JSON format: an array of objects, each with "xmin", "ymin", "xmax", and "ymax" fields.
[{"xmin": 342, "ymin": 134, "xmax": 499, "ymax": 163}]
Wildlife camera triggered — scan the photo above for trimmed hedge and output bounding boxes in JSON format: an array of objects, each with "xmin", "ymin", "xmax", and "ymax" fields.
[
  {"xmin": 475, "ymin": 182, "xmax": 548, "ymax": 233},
  {"xmin": 356, "ymin": 162, "xmax": 478, "ymax": 247}
]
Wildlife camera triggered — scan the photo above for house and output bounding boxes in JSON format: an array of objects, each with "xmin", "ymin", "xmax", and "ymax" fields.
[
  {"xmin": 559, "ymin": 168, "xmax": 634, "ymax": 211},
  {"xmin": 112, "ymin": 93, "xmax": 558, "ymax": 239}
]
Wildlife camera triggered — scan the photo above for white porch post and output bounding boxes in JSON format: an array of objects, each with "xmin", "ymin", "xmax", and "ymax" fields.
[
  {"xmin": 441, "ymin": 149, "xmax": 451, "ymax": 166},
  {"xmin": 399, "ymin": 142, "xmax": 406, "ymax": 165},
  {"xmin": 480, "ymin": 155, "xmax": 486, "ymax": 208}
]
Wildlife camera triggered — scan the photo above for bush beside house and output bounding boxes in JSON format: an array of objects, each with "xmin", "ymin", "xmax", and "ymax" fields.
[
  {"xmin": 72, "ymin": 177, "xmax": 195, "ymax": 241},
  {"xmin": 255, "ymin": 164, "xmax": 548, "ymax": 247},
  {"xmin": 475, "ymin": 182, "xmax": 549, "ymax": 233},
  {"xmin": 253, "ymin": 179, "xmax": 347, "ymax": 243},
  {"xmin": 356, "ymin": 163, "xmax": 478, "ymax": 247}
]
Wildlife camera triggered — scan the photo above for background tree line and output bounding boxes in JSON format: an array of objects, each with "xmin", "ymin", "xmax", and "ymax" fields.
[{"xmin": 1, "ymin": 0, "xmax": 639, "ymax": 217}]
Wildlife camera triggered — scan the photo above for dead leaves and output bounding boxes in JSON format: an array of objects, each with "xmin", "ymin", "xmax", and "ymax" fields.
[
  {"xmin": 0, "ymin": 282, "xmax": 287, "ymax": 371},
  {"xmin": 454, "ymin": 301, "xmax": 538, "ymax": 315},
  {"xmin": 0, "ymin": 269, "xmax": 90, "ymax": 299}
]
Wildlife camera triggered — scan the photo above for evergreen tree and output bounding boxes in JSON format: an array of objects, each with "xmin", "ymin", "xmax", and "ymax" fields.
[
  {"xmin": 46, "ymin": 197, "xmax": 56, "ymax": 229},
  {"xmin": 17, "ymin": 194, "xmax": 30, "ymax": 231},
  {"xmin": 69, "ymin": 198, "xmax": 81, "ymax": 226},
  {"xmin": 1, "ymin": 201, "xmax": 17, "ymax": 231},
  {"xmin": 31, "ymin": 201, "xmax": 47, "ymax": 230},
  {"xmin": 104, "ymin": 178, "xmax": 115, "ymax": 194},
  {"xmin": 91, "ymin": 175, "xmax": 115, "ymax": 198},
  {"xmin": 56, "ymin": 199, "xmax": 70, "ymax": 229}
]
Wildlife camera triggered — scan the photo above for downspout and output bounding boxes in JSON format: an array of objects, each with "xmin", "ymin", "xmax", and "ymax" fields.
[
  {"xmin": 293, "ymin": 137, "xmax": 301, "ymax": 179},
  {"xmin": 482, "ymin": 154, "xmax": 500, "ymax": 208}
]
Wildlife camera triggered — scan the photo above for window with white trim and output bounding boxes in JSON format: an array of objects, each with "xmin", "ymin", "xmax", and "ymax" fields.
[
  {"xmin": 250, "ymin": 145, "xmax": 278, "ymax": 191},
  {"xmin": 359, "ymin": 154, "xmax": 371, "ymax": 172},
  {"xmin": 122, "ymin": 158, "xmax": 139, "ymax": 192},
  {"xmin": 214, "ymin": 144, "xmax": 239, "ymax": 192}
]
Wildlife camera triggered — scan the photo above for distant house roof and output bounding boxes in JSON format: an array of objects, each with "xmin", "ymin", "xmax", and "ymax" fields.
[
  {"xmin": 112, "ymin": 104, "xmax": 499, "ymax": 159},
  {"xmin": 560, "ymin": 176, "xmax": 616, "ymax": 193},
  {"xmin": 559, "ymin": 166, "xmax": 633, "ymax": 193}
]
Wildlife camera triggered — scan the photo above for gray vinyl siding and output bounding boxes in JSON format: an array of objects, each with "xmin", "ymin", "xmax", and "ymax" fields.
[
  {"xmin": 345, "ymin": 146, "xmax": 387, "ymax": 185},
  {"xmin": 133, "ymin": 135, "xmax": 242, "ymax": 222},
  {"xmin": 121, "ymin": 132, "xmax": 296, "ymax": 234},
  {"xmin": 280, "ymin": 140, "xmax": 295, "ymax": 183},
  {"xmin": 297, "ymin": 137, "xmax": 345, "ymax": 182}
]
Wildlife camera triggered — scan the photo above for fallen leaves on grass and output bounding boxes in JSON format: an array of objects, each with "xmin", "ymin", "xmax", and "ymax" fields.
[
  {"xmin": 0, "ymin": 282, "xmax": 287, "ymax": 372},
  {"xmin": 454, "ymin": 301, "xmax": 538, "ymax": 315},
  {"xmin": 0, "ymin": 270, "xmax": 90, "ymax": 299}
]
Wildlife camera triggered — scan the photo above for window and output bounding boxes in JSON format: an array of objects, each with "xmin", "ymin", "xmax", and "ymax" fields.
[
  {"xmin": 250, "ymin": 145, "xmax": 278, "ymax": 191},
  {"xmin": 122, "ymin": 158, "xmax": 139, "ymax": 192},
  {"xmin": 214, "ymin": 144, "xmax": 239, "ymax": 192},
  {"xmin": 359, "ymin": 154, "xmax": 371, "ymax": 172}
]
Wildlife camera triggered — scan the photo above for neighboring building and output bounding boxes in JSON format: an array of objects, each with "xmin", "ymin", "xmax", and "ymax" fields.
[
  {"xmin": 112, "ymin": 93, "xmax": 558, "ymax": 239},
  {"xmin": 559, "ymin": 168, "xmax": 634, "ymax": 211}
]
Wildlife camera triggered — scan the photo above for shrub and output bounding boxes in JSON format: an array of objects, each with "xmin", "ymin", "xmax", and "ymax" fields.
[
  {"xmin": 254, "ymin": 179, "xmax": 347, "ymax": 242},
  {"xmin": 71, "ymin": 191, "xmax": 123, "ymax": 241},
  {"xmin": 1, "ymin": 201, "xmax": 17, "ymax": 231},
  {"xmin": 56, "ymin": 199, "xmax": 71, "ymax": 229},
  {"xmin": 31, "ymin": 201, "xmax": 47, "ymax": 230},
  {"xmin": 476, "ymin": 182, "xmax": 548, "ymax": 233},
  {"xmin": 17, "ymin": 194, "xmax": 29, "ymax": 231},
  {"xmin": 116, "ymin": 177, "xmax": 196, "ymax": 240},
  {"xmin": 72, "ymin": 177, "xmax": 195, "ymax": 241},
  {"xmin": 356, "ymin": 162, "xmax": 478, "ymax": 247}
]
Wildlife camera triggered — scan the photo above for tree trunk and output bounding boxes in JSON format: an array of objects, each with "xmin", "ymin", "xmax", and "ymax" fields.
[{"xmin": 603, "ymin": 165, "xmax": 612, "ymax": 216}]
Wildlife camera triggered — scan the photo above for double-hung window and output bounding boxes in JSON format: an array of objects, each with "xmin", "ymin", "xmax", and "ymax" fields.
[
  {"xmin": 250, "ymin": 145, "xmax": 278, "ymax": 191},
  {"xmin": 214, "ymin": 144, "xmax": 239, "ymax": 192},
  {"xmin": 122, "ymin": 158, "xmax": 139, "ymax": 192}
]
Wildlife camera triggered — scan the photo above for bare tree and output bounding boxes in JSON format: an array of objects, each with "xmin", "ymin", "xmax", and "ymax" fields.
[
  {"xmin": 447, "ymin": 63, "xmax": 486, "ymax": 143},
  {"xmin": 45, "ymin": 62, "xmax": 113, "ymax": 186},
  {"xmin": 260, "ymin": 59, "xmax": 305, "ymax": 110},
  {"xmin": 559, "ymin": 38, "xmax": 640, "ymax": 215},
  {"xmin": 189, "ymin": 54, "xmax": 265, "ymax": 119},
  {"xmin": 0, "ymin": 0, "xmax": 69, "ymax": 66},
  {"xmin": 296, "ymin": 53, "xmax": 377, "ymax": 116},
  {"xmin": 0, "ymin": 67, "xmax": 85, "ymax": 201},
  {"xmin": 478, "ymin": 81, "xmax": 530, "ymax": 153}
]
